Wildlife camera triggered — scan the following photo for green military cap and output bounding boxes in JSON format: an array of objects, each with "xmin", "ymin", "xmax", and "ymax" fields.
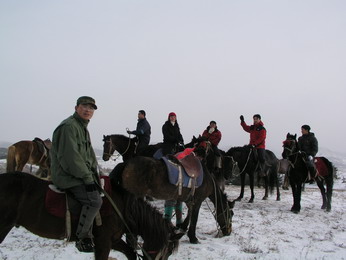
[{"xmin": 76, "ymin": 96, "xmax": 97, "ymax": 110}]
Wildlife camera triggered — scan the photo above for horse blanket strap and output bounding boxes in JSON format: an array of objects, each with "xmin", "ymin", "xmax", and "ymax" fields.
[{"xmin": 161, "ymin": 156, "xmax": 203, "ymax": 189}]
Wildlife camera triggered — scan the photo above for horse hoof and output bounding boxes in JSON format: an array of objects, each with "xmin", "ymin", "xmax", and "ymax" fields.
[
  {"xmin": 234, "ymin": 198, "xmax": 242, "ymax": 202},
  {"xmin": 262, "ymin": 197, "xmax": 268, "ymax": 200},
  {"xmin": 189, "ymin": 238, "xmax": 200, "ymax": 244},
  {"xmin": 290, "ymin": 208, "xmax": 299, "ymax": 214},
  {"xmin": 276, "ymin": 198, "xmax": 281, "ymax": 201},
  {"xmin": 248, "ymin": 199, "xmax": 254, "ymax": 203}
]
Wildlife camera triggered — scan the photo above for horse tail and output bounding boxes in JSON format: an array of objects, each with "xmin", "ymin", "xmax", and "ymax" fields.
[
  {"xmin": 6, "ymin": 145, "xmax": 17, "ymax": 172},
  {"xmin": 320, "ymin": 157, "xmax": 334, "ymax": 182}
]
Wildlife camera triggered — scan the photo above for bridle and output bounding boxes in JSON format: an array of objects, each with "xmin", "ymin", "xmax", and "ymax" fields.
[
  {"xmin": 103, "ymin": 135, "xmax": 132, "ymax": 161},
  {"xmin": 282, "ymin": 139, "xmax": 300, "ymax": 167}
]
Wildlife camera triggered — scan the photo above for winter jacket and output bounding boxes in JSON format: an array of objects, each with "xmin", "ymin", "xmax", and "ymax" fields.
[
  {"xmin": 298, "ymin": 132, "xmax": 318, "ymax": 157},
  {"xmin": 130, "ymin": 118, "xmax": 151, "ymax": 147},
  {"xmin": 162, "ymin": 121, "xmax": 184, "ymax": 155},
  {"xmin": 50, "ymin": 112, "xmax": 98, "ymax": 189},
  {"xmin": 241, "ymin": 120, "xmax": 266, "ymax": 149},
  {"xmin": 202, "ymin": 127, "xmax": 222, "ymax": 146}
]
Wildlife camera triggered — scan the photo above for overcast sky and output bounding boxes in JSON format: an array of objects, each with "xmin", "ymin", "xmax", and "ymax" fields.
[{"xmin": 1, "ymin": 0, "xmax": 345, "ymax": 155}]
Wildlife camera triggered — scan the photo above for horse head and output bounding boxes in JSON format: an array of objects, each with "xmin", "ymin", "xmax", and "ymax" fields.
[
  {"xmin": 282, "ymin": 133, "xmax": 297, "ymax": 159},
  {"xmin": 102, "ymin": 135, "xmax": 115, "ymax": 161},
  {"xmin": 143, "ymin": 231, "xmax": 184, "ymax": 260}
]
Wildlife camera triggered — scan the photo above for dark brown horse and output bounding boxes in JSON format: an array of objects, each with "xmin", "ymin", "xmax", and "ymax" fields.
[
  {"xmin": 0, "ymin": 172, "xmax": 183, "ymax": 260},
  {"xmin": 225, "ymin": 145, "xmax": 280, "ymax": 203},
  {"xmin": 102, "ymin": 134, "xmax": 163, "ymax": 162},
  {"xmin": 6, "ymin": 138, "xmax": 51, "ymax": 177},
  {"xmin": 111, "ymin": 155, "xmax": 234, "ymax": 244},
  {"xmin": 282, "ymin": 133, "xmax": 334, "ymax": 213}
]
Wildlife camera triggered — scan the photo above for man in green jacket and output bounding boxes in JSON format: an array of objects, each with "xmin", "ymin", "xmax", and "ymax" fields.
[{"xmin": 50, "ymin": 96, "xmax": 102, "ymax": 253}]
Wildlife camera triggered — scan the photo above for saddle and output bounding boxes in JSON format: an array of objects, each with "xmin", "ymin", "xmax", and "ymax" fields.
[
  {"xmin": 314, "ymin": 157, "xmax": 329, "ymax": 177},
  {"xmin": 162, "ymin": 151, "xmax": 204, "ymax": 196},
  {"xmin": 33, "ymin": 137, "xmax": 51, "ymax": 159},
  {"xmin": 45, "ymin": 176, "xmax": 113, "ymax": 220}
]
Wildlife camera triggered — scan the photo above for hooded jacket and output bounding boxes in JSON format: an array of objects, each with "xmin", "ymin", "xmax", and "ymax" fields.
[
  {"xmin": 130, "ymin": 118, "xmax": 151, "ymax": 146},
  {"xmin": 241, "ymin": 120, "xmax": 266, "ymax": 149},
  {"xmin": 298, "ymin": 132, "xmax": 318, "ymax": 157},
  {"xmin": 50, "ymin": 112, "xmax": 98, "ymax": 189}
]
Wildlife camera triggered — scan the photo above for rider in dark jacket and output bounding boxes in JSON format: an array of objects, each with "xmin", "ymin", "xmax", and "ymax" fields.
[
  {"xmin": 298, "ymin": 124, "xmax": 318, "ymax": 178},
  {"xmin": 162, "ymin": 112, "xmax": 184, "ymax": 156},
  {"xmin": 127, "ymin": 110, "xmax": 151, "ymax": 155}
]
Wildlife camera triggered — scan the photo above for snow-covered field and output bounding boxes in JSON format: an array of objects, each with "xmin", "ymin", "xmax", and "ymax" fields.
[{"xmin": 0, "ymin": 149, "xmax": 346, "ymax": 260}]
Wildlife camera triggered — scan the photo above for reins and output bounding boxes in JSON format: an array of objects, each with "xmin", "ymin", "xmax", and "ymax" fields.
[{"xmin": 236, "ymin": 148, "xmax": 253, "ymax": 175}]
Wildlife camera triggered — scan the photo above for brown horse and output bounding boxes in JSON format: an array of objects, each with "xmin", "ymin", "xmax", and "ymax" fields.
[
  {"xmin": 6, "ymin": 138, "xmax": 51, "ymax": 177},
  {"xmin": 111, "ymin": 155, "xmax": 234, "ymax": 244},
  {"xmin": 0, "ymin": 172, "xmax": 183, "ymax": 260}
]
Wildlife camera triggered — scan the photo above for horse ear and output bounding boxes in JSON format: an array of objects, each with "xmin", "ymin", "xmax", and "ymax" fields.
[
  {"xmin": 286, "ymin": 133, "xmax": 290, "ymax": 138},
  {"xmin": 294, "ymin": 134, "xmax": 297, "ymax": 139}
]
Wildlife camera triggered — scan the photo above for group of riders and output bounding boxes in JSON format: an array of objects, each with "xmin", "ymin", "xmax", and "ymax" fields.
[{"xmin": 49, "ymin": 96, "xmax": 319, "ymax": 253}]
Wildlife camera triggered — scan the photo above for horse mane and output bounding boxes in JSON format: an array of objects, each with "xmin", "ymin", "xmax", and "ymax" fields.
[
  {"xmin": 125, "ymin": 194, "xmax": 177, "ymax": 252},
  {"xmin": 226, "ymin": 145, "xmax": 250, "ymax": 154}
]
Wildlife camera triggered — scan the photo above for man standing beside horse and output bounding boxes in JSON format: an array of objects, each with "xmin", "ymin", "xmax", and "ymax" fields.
[
  {"xmin": 240, "ymin": 114, "xmax": 267, "ymax": 176},
  {"xmin": 50, "ymin": 96, "xmax": 102, "ymax": 253}
]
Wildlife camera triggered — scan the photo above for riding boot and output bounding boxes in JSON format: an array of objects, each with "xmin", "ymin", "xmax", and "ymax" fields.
[
  {"xmin": 163, "ymin": 206, "xmax": 174, "ymax": 220},
  {"xmin": 175, "ymin": 202, "xmax": 183, "ymax": 225},
  {"xmin": 308, "ymin": 166, "xmax": 316, "ymax": 183}
]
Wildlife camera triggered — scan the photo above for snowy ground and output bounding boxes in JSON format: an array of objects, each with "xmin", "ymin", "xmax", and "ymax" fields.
[{"xmin": 0, "ymin": 150, "xmax": 346, "ymax": 260}]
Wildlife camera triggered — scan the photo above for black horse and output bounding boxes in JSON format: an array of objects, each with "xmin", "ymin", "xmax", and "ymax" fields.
[
  {"xmin": 282, "ymin": 133, "xmax": 334, "ymax": 213},
  {"xmin": 102, "ymin": 134, "xmax": 163, "ymax": 162},
  {"xmin": 225, "ymin": 145, "xmax": 280, "ymax": 203}
]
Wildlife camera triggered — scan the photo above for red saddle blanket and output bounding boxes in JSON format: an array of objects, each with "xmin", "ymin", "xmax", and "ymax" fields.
[
  {"xmin": 45, "ymin": 176, "xmax": 113, "ymax": 219},
  {"xmin": 315, "ymin": 157, "xmax": 329, "ymax": 177}
]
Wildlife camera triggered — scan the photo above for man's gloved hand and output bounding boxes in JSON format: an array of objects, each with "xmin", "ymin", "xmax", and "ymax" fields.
[{"xmin": 240, "ymin": 115, "xmax": 244, "ymax": 122}]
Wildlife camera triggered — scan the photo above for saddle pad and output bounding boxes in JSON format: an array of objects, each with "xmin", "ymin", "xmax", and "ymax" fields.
[
  {"xmin": 315, "ymin": 157, "xmax": 329, "ymax": 177},
  {"xmin": 45, "ymin": 176, "xmax": 113, "ymax": 219},
  {"xmin": 161, "ymin": 157, "xmax": 203, "ymax": 188}
]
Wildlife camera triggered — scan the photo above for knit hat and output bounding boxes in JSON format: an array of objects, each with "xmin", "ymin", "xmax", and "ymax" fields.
[
  {"xmin": 168, "ymin": 112, "xmax": 176, "ymax": 118},
  {"xmin": 210, "ymin": 120, "xmax": 216, "ymax": 125},
  {"xmin": 253, "ymin": 114, "xmax": 261, "ymax": 119}
]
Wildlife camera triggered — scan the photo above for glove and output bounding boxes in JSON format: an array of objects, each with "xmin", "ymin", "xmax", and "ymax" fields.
[
  {"xmin": 240, "ymin": 115, "xmax": 244, "ymax": 122},
  {"xmin": 127, "ymin": 130, "xmax": 132, "ymax": 134},
  {"xmin": 308, "ymin": 155, "xmax": 313, "ymax": 161}
]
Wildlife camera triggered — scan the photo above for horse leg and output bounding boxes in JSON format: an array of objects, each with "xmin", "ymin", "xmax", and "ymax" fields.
[
  {"xmin": 248, "ymin": 173, "xmax": 255, "ymax": 203},
  {"xmin": 187, "ymin": 201, "xmax": 202, "ymax": 244},
  {"xmin": 111, "ymin": 239, "xmax": 137, "ymax": 260},
  {"xmin": 326, "ymin": 175, "xmax": 333, "ymax": 212},
  {"xmin": 262, "ymin": 175, "xmax": 269, "ymax": 200},
  {"xmin": 290, "ymin": 182, "xmax": 301, "ymax": 213},
  {"xmin": 276, "ymin": 174, "xmax": 281, "ymax": 201},
  {"xmin": 282, "ymin": 173, "xmax": 289, "ymax": 190},
  {"xmin": 316, "ymin": 179, "xmax": 328, "ymax": 210},
  {"xmin": 234, "ymin": 173, "xmax": 245, "ymax": 201}
]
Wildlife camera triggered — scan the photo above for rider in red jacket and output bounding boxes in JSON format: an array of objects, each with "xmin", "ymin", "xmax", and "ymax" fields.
[
  {"xmin": 240, "ymin": 114, "xmax": 267, "ymax": 175},
  {"xmin": 202, "ymin": 120, "xmax": 222, "ymax": 168}
]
